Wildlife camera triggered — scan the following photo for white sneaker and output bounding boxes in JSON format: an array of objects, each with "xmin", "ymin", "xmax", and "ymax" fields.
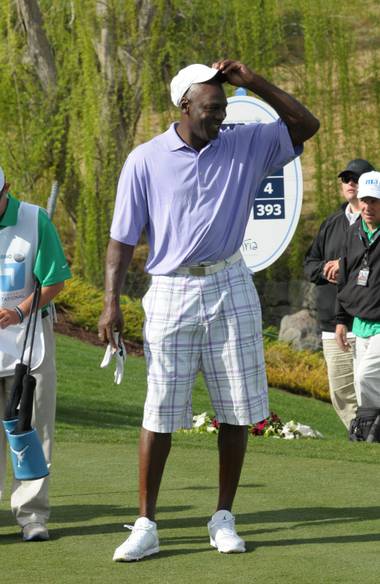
[
  {"xmin": 113, "ymin": 517, "xmax": 159, "ymax": 562},
  {"xmin": 207, "ymin": 510, "xmax": 246, "ymax": 553},
  {"xmin": 22, "ymin": 522, "xmax": 49, "ymax": 542}
]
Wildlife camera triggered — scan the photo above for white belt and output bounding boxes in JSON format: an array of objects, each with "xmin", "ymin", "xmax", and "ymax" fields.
[{"xmin": 174, "ymin": 251, "xmax": 242, "ymax": 277}]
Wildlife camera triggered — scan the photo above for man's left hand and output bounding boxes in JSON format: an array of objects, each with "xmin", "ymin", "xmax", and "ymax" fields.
[
  {"xmin": 100, "ymin": 331, "xmax": 127, "ymax": 385},
  {"xmin": 323, "ymin": 259, "xmax": 340, "ymax": 283},
  {"xmin": 212, "ymin": 59, "xmax": 254, "ymax": 88},
  {"xmin": 0, "ymin": 308, "xmax": 21, "ymax": 329},
  {"xmin": 336, "ymin": 324, "xmax": 350, "ymax": 352}
]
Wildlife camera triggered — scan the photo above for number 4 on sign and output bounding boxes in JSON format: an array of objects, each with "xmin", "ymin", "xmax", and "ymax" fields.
[{"xmin": 264, "ymin": 182, "xmax": 273, "ymax": 195}]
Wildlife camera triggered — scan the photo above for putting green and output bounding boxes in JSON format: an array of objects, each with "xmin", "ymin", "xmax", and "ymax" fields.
[
  {"xmin": 2, "ymin": 334, "xmax": 380, "ymax": 582},
  {"xmin": 1, "ymin": 440, "xmax": 380, "ymax": 584}
]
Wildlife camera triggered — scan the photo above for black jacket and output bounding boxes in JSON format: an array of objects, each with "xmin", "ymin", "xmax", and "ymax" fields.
[
  {"xmin": 336, "ymin": 219, "xmax": 380, "ymax": 325},
  {"xmin": 304, "ymin": 204, "xmax": 353, "ymax": 332}
]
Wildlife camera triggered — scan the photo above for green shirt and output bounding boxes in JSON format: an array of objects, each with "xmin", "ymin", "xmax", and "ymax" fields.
[
  {"xmin": 352, "ymin": 219, "xmax": 380, "ymax": 338},
  {"xmin": 0, "ymin": 194, "xmax": 71, "ymax": 286}
]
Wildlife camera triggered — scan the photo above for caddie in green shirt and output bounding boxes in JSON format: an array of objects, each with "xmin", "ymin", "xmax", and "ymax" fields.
[{"xmin": 0, "ymin": 166, "xmax": 71, "ymax": 541}]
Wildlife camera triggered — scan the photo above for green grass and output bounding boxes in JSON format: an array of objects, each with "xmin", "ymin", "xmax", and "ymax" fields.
[
  {"xmin": 2, "ymin": 333, "xmax": 380, "ymax": 583},
  {"xmin": 55, "ymin": 333, "xmax": 339, "ymax": 444}
]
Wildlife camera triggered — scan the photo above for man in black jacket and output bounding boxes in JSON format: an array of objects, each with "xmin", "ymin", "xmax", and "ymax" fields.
[
  {"xmin": 304, "ymin": 159, "xmax": 374, "ymax": 429},
  {"xmin": 336, "ymin": 171, "xmax": 380, "ymax": 417}
]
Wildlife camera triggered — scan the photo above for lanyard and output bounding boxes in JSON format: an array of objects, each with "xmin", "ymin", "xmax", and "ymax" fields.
[{"xmin": 358, "ymin": 227, "xmax": 380, "ymax": 267}]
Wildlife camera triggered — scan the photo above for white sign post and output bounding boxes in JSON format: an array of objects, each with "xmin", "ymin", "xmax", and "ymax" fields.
[{"xmin": 223, "ymin": 92, "xmax": 303, "ymax": 273}]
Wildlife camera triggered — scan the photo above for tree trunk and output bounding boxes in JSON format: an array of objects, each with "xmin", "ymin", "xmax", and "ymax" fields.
[{"xmin": 16, "ymin": 0, "xmax": 57, "ymax": 93}]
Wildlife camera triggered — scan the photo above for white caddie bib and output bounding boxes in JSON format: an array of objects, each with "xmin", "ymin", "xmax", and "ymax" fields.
[{"xmin": 0, "ymin": 201, "xmax": 45, "ymax": 375}]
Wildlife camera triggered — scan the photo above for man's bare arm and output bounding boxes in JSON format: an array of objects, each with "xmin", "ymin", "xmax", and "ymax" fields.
[
  {"xmin": 0, "ymin": 282, "xmax": 65, "ymax": 329},
  {"xmin": 213, "ymin": 59, "xmax": 320, "ymax": 146},
  {"xmin": 98, "ymin": 239, "xmax": 135, "ymax": 346}
]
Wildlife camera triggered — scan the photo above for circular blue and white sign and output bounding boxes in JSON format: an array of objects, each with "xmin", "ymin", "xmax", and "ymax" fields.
[{"xmin": 223, "ymin": 94, "xmax": 303, "ymax": 273}]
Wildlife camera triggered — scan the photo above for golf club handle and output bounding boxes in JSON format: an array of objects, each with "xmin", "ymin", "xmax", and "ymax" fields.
[
  {"xmin": 27, "ymin": 285, "xmax": 42, "ymax": 372},
  {"xmin": 20, "ymin": 280, "xmax": 41, "ymax": 365},
  {"xmin": 366, "ymin": 414, "xmax": 380, "ymax": 443},
  {"xmin": 47, "ymin": 180, "xmax": 59, "ymax": 221},
  {"xmin": 4, "ymin": 363, "xmax": 28, "ymax": 419},
  {"xmin": 14, "ymin": 374, "xmax": 36, "ymax": 434}
]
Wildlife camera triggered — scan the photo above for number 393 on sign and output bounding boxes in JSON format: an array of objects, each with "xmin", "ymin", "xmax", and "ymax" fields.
[{"xmin": 254, "ymin": 200, "xmax": 285, "ymax": 219}]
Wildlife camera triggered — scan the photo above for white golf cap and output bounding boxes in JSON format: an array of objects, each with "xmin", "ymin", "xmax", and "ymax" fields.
[
  {"xmin": 358, "ymin": 171, "xmax": 380, "ymax": 200},
  {"xmin": 0, "ymin": 167, "xmax": 4, "ymax": 191},
  {"xmin": 170, "ymin": 64, "xmax": 220, "ymax": 107}
]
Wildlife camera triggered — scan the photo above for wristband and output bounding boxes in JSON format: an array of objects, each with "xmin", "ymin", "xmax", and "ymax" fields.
[{"xmin": 13, "ymin": 306, "xmax": 24, "ymax": 323}]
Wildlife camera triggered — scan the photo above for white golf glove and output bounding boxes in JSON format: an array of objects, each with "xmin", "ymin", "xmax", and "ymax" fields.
[{"xmin": 100, "ymin": 331, "xmax": 126, "ymax": 385}]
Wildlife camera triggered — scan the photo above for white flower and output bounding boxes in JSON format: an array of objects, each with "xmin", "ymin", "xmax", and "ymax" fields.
[
  {"xmin": 281, "ymin": 421, "xmax": 323, "ymax": 440},
  {"xmin": 296, "ymin": 423, "xmax": 323, "ymax": 438},
  {"xmin": 207, "ymin": 425, "xmax": 218, "ymax": 433},
  {"xmin": 193, "ymin": 412, "xmax": 208, "ymax": 428}
]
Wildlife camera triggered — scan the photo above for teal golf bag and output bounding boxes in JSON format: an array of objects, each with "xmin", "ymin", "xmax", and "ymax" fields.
[{"xmin": 3, "ymin": 283, "xmax": 48, "ymax": 480}]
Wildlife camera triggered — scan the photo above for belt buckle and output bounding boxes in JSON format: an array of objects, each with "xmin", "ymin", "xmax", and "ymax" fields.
[{"xmin": 188, "ymin": 266, "xmax": 207, "ymax": 276}]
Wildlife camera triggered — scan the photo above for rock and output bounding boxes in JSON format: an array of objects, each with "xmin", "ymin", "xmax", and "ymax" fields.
[
  {"xmin": 289, "ymin": 280, "xmax": 317, "ymax": 316},
  {"xmin": 279, "ymin": 309, "xmax": 321, "ymax": 351}
]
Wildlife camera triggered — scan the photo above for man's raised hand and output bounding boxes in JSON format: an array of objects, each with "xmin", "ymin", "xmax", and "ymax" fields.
[{"xmin": 212, "ymin": 59, "xmax": 254, "ymax": 88}]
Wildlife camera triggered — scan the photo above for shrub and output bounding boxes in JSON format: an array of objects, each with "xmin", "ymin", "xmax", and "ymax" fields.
[
  {"xmin": 265, "ymin": 340, "xmax": 329, "ymax": 402},
  {"xmin": 56, "ymin": 276, "xmax": 144, "ymax": 343}
]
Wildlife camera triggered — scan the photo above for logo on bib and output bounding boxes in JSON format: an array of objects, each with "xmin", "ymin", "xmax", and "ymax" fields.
[{"xmin": 0, "ymin": 262, "xmax": 26, "ymax": 292}]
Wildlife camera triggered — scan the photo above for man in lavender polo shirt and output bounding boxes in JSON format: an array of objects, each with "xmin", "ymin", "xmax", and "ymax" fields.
[{"xmin": 99, "ymin": 59, "xmax": 319, "ymax": 561}]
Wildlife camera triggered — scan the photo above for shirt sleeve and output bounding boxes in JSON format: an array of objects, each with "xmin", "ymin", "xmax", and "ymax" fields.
[
  {"xmin": 233, "ymin": 119, "xmax": 302, "ymax": 179},
  {"xmin": 34, "ymin": 209, "xmax": 72, "ymax": 286},
  {"xmin": 110, "ymin": 149, "xmax": 149, "ymax": 246}
]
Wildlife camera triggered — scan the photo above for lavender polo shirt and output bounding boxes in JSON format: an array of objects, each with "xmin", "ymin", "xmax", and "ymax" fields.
[{"xmin": 111, "ymin": 120, "xmax": 302, "ymax": 275}]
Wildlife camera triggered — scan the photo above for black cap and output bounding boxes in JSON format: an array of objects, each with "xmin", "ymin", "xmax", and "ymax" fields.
[{"xmin": 338, "ymin": 159, "xmax": 375, "ymax": 178}]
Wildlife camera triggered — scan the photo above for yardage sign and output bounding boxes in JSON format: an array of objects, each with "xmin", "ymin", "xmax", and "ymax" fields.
[{"xmin": 223, "ymin": 94, "xmax": 303, "ymax": 273}]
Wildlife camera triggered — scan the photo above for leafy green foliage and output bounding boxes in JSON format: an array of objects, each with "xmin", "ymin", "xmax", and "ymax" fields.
[
  {"xmin": 265, "ymin": 338, "xmax": 329, "ymax": 401},
  {"xmin": 0, "ymin": 0, "xmax": 379, "ymax": 288},
  {"xmin": 57, "ymin": 275, "xmax": 144, "ymax": 342}
]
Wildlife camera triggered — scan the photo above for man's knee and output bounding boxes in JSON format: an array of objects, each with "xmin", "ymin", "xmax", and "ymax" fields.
[{"xmin": 218, "ymin": 424, "xmax": 248, "ymax": 445}]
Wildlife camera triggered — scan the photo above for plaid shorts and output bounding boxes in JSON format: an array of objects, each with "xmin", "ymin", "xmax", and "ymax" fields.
[{"xmin": 142, "ymin": 260, "xmax": 269, "ymax": 432}]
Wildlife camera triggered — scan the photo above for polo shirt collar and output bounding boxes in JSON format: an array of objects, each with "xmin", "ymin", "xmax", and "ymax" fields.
[
  {"xmin": 165, "ymin": 123, "xmax": 218, "ymax": 152},
  {"xmin": 362, "ymin": 218, "xmax": 380, "ymax": 241},
  {"xmin": 0, "ymin": 194, "xmax": 19, "ymax": 227},
  {"xmin": 165, "ymin": 123, "xmax": 192, "ymax": 151}
]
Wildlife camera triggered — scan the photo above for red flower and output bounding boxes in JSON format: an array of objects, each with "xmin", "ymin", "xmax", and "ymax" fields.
[
  {"xmin": 251, "ymin": 418, "xmax": 269, "ymax": 436},
  {"xmin": 250, "ymin": 426, "xmax": 261, "ymax": 436}
]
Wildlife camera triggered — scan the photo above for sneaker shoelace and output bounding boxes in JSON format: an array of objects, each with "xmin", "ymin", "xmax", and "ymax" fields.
[
  {"xmin": 214, "ymin": 517, "xmax": 238, "ymax": 537},
  {"xmin": 123, "ymin": 523, "xmax": 152, "ymax": 547}
]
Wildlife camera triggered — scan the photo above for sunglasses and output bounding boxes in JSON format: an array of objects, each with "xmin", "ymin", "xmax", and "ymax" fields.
[{"xmin": 341, "ymin": 175, "xmax": 359, "ymax": 184}]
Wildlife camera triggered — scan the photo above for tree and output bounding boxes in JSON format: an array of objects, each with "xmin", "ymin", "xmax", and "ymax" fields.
[{"xmin": 0, "ymin": 0, "xmax": 379, "ymax": 286}]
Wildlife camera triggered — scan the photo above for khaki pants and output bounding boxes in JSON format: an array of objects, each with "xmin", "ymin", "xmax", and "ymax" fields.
[
  {"xmin": 354, "ymin": 334, "xmax": 380, "ymax": 407},
  {"xmin": 0, "ymin": 316, "xmax": 56, "ymax": 528},
  {"xmin": 322, "ymin": 338, "xmax": 357, "ymax": 429}
]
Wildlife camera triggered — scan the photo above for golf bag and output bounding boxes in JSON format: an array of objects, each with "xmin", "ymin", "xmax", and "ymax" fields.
[
  {"xmin": 349, "ymin": 406, "xmax": 380, "ymax": 442},
  {"xmin": 2, "ymin": 285, "xmax": 49, "ymax": 480}
]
